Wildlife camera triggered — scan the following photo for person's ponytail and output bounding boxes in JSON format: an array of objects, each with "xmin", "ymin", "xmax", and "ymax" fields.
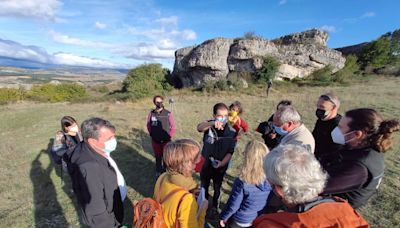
[{"xmin": 370, "ymin": 119, "xmax": 400, "ymax": 152}]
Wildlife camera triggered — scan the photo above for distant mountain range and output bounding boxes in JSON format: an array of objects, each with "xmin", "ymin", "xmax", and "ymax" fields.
[{"xmin": 0, "ymin": 56, "xmax": 129, "ymax": 74}]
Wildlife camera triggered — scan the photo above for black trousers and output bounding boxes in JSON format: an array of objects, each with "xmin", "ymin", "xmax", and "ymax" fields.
[{"xmin": 200, "ymin": 165, "xmax": 226, "ymax": 208}]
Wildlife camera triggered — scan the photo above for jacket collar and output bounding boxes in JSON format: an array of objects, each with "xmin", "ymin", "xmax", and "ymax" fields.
[{"xmin": 83, "ymin": 142, "xmax": 110, "ymax": 167}]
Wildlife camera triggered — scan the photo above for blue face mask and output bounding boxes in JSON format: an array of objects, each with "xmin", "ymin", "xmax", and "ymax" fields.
[
  {"xmin": 102, "ymin": 138, "xmax": 117, "ymax": 155},
  {"xmin": 216, "ymin": 116, "xmax": 227, "ymax": 124},
  {"xmin": 274, "ymin": 125, "xmax": 288, "ymax": 136}
]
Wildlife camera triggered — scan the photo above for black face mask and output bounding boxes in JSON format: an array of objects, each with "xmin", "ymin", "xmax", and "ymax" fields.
[
  {"xmin": 155, "ymin": 102, "xmax": 163, "ymax": 109},
  {"xmin": 315, "ymin": 109, "xmax": 328, "ymax": 120}
]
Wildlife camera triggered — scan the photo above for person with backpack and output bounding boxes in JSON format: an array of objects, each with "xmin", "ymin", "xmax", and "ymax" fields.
[
  {"xmin": 150, "ymin": 138, "xmax": 208, "ymax": 228},
  {"xmin": 147, "ymin": 95, "xmax": 176, "ymax": 178},
  {"xmin": 253, "ymin": 144, "xmax": 370, "ymax": 227},
  {"xmin": 220, "ymin": 140, "xmax": 272, "ymax": 228},
  {"xmin": 197, "ymin": 103, "xmax": 236, "ymax": 219},
  {"xmin": 69, "ymin": 117, "xmax": 126, "ymax": 228},
  {"xmin": 52, "ymin": 116, "xmax": 83, "ymax": 172}
]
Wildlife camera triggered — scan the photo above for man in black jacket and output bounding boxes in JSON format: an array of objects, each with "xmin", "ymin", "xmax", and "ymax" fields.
[
  {"xmin": 312, "ymin": 93, "xmax": 342, "ymax": 166},
  {"xmin": 197, "ymin": 103, "xmax": 236, "ymax": 218},
  {"xmin": 69, "ymin": 117, "xmax": 126, "ymax": 228}
]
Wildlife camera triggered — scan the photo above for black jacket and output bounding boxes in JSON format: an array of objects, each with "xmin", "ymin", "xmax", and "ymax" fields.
[
  {"xmin": 69, "ymin": 143, "xmax": 124, "ymax": 228},
  {"xmin": 312, "ymin": 114, "xmax": 342, "ymax": 165},
  {"xmin": 201, "ymin": 123, "xmax": 236, "ymax": 172},
  {"xmin": 323, "ymin": 147, "xmax": 385, "ymax": 208}
]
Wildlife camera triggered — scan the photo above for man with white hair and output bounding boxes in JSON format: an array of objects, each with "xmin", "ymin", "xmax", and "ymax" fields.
[
  {"xmin": 273, "ymin": 105, "xmax": 315, "ymax": 153},
  {"xmin": 253, "ymin": 145, "xmax": 369, "ymax": 227}
]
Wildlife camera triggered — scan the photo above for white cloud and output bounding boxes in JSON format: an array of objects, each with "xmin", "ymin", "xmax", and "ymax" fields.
[
  {"xmin": 114, "ymin": 43, "xmax": 175, "ymax": 60},
  {"xmin": 158, "ymin": 39, "xmax": 177, "ymax": 49},
  {"xmin": 0, "ymin": 38, "xmax": 127, "ymax": 68},
  {"xmin": 127, "ymin": 26, "xmax": 197, "ymax": 41},
  {"xmin": 49, "ymin": 30, "xmax": 112, "ymax": 48},
  {"xmin": 53, "ymin": 53, "xmax": 125, "ymax": 68},
  {"xmin": 279, "ymin": 0, "xmax": 287, "ymax": 5},
  {"xmin": 344, "ymin": 11, "xmax": 376, "ymax": 23},
  {"xmin": 361, "ymin": 11, "xmax": 376, "ymax": 18},
  {"xmin": 320, "ymin": 25, "xmax": 337, "ymax": 33},
  {"xmin": 0, "ymin": 0, "xmax": 61, "ymax": 20},
  {"xmin": 180, "ymin": 30, "xmax": 197, "ymax": 40},
  {"xmin": 0, "ymin": 38, "xmax": 50, "ymax": 63},
  {"xmin": 95, "ymin": 21, "xmax": 107, "ymax": 29},
  {"xmin": 155, "ymin": 16, "xmax": 178, "ymax": 27},
  {"xmin": 49, "ymin": 30, "xmax": 176, "ymax": 60}
]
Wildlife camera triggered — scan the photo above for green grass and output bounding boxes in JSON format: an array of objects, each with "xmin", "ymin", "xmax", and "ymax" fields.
[{"xmin": 0, "ymin": 76, "xmax": 399, "ymax": 227}]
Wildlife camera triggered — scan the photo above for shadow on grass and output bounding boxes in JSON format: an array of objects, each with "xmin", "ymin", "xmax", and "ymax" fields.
[
  {"xmin": 30, "ymin": 139, "xmax": 70, "ymax": 227},
  {"xmin": 113, "ymin": 130, "xmax": 158, "ymax": 226}
]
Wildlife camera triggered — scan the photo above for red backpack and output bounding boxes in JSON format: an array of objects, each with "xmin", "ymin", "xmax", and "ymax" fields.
[{"xmin": 133, "ymin": 175, "xmax": 190, "ymax": 228}]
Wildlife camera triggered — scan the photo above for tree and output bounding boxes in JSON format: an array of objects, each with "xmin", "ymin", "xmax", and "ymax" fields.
[
  {"xmin": 122, "ymin": 63, "xmax": 172, "ymax": 99},
  {"xmin": 253, "ymin": 56, "xmax": 280, "ymax": 83},
  {"xmin": 359, "ymin": 36, "xmax": 392, "ymax": 68}
]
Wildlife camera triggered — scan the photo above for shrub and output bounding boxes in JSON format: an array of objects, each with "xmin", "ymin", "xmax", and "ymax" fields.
[
  {"xmin": 308, "ymin": 65, "xmax": 333, "ymax": 82},
  {"xmin": 333, "ymin": 55, "xmax": 360, "ymax": 83},
  {"xmin": 91, "ymin": 85, "xmax": 110, "ymax": 93},
  {"xmin": 0, "ymin": 87, "xmax": 26, "ymax": 104},
  {"xmin": 253, "ymin": 56, "xmax": 280, "ymax": 83},
  {"xmin": 121, "ymin": 63, "xmax": 172, "ymax": 99},
  {"xmin": 28, "ymin": 83, "xmax": 88, "ymax": 102},
  {"xmin": 201, "ymin": 77, "xmax": 245, "ymax": 93}
]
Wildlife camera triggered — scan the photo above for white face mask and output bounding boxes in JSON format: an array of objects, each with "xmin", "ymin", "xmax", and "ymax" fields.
[
  {"xmin": 69, "ymin": 125, "xmax": 79, "ymax": 133},
  {"xmin": 331, "ymin": 127, "xmax": 354, "ymax": 145},
  {"xmin": 102, "ymin": 138, "xmax": 117, "ymax": 155}
]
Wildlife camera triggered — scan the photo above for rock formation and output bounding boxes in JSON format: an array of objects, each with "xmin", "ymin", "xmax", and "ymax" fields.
[{"xmin": 172, "ymin": 29, "xmax": 346, "ymax": 87}]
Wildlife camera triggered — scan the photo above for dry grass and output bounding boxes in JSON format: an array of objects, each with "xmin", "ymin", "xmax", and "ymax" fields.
[{"xmin": 0, "ymin": 76, "xmax": 399, "ymax": 227}]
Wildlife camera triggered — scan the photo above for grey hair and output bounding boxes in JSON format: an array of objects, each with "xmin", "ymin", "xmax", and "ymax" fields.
[
  {"xmin": 81, "ymin": 117, "xmax": 116, "ymax": 140},
  {"xmin": 320, "ymin": 93, "xmax": 340, "ymax": 108},
  {"xmin": 275, "ymin": 105, "xmax": 301, "ymax": 125},
  {"xmin": 264, "ymin": 144, "xmax": 328, "ymax": 205}
]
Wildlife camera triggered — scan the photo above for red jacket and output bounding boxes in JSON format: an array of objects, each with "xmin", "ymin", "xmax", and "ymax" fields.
[
  {"xmin": 231, "ymin": 117, "xmax": 249, "ymax": 141},
  {"xmin": 253, "ymin": 198, "xmax": 369, "ymax": 228}
]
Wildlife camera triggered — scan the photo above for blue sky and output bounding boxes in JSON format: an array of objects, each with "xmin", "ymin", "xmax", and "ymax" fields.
[{"xmin": 0, "ymin": 0, "xmax": 399, "ymax": 69}]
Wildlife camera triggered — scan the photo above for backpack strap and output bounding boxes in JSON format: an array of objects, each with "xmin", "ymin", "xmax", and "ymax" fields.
[
  {"xmin": 156, "ymin": 175, "xmax": 186, "ymax": 203},
  {"xmin": 155, "ymin": 175, "xmax": 167, "ymax": 203},
  {"xmin": 174, "ymin": 192, "xmax": 190, "ymax": 228}
]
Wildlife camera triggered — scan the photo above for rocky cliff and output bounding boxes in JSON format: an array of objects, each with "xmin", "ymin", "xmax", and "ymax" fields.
[{"xmin": 172, "ymin": 29, "xmax": 346, "ymax": 87}]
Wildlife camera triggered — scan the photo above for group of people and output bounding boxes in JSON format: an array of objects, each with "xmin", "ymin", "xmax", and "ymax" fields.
[{"xmin": 50, "ymin": 93, "xmax": 400, "ymax": 228}]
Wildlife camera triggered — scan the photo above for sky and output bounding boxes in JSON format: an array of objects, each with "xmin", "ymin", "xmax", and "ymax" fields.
[{"xmin": 0, "ymin": 0, "xmax": 399, "ymax": 69}]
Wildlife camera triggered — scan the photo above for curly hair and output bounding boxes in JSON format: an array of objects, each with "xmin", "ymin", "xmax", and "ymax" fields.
[{"xmin": 346, "ymin": 108, "xmax": 400, "ymax": 153}]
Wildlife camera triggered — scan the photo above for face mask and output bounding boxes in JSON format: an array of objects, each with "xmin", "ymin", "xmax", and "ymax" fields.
[
  {"xmin": 69, "ymin": 125, "xmax": 79, "ymax": 133},
  {"xmin": 216, "ymin": 116, "xmax": 227, "ymax": 124},
  {"xmin": 229, "ymin": 111, "xmax": 238, "ymax": 117},
  {"xmin": 155, "ymin": 102, "xmax": 163, "ymax": 109},
  {"xmin": 331, "ymin": 127, "xmax": 354, "ymax": 145},
  {"xmin": 315, "ymin": 109, "xmax": 329, "ymax": 120},
  {"xmin": 102, "ymin": 138, "xmax": 117, "ymax": 155},
  {"xmin": 274, "ymin": 125, "xmax": 288, "ymax": 136},
  {"xmin": 228, "ymin": 111, "xmax": 238, "ymax": 124}
]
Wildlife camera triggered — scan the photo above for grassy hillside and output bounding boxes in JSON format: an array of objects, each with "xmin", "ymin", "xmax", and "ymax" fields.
[{"xmin": 0, "ymin": 76, "xmax": 399, "ymax": 227}]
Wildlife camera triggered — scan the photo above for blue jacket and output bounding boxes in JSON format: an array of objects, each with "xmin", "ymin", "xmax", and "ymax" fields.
[{"xmin": 220, "ymin": 177, "xmax": 271, "ymax": 224}]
